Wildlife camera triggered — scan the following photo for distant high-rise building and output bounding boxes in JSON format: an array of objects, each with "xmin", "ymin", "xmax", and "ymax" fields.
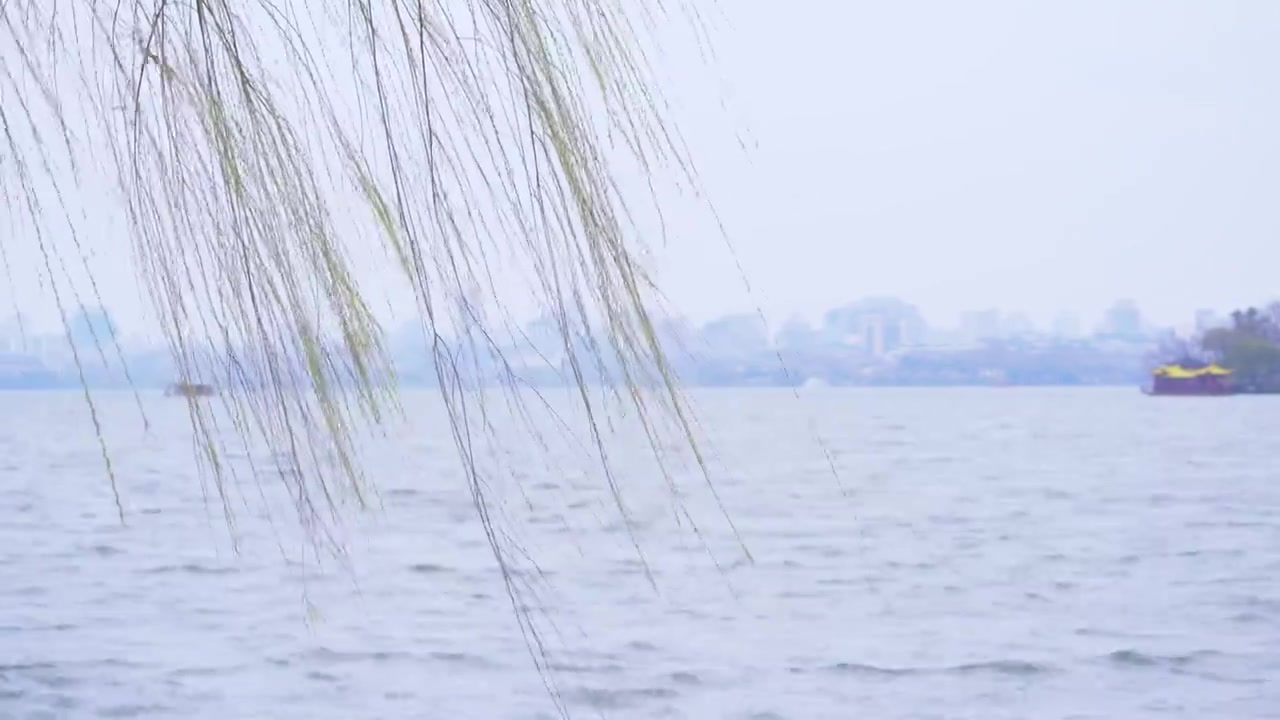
[
  {"xmin": 67, "ymin": 307, "xmax": 117, "ymax": 347},
  {"xmin": 1101, "ymin": 299, "xmax": 1143, "ymax": 338},
  {"xmin": 824, "ymin": 297, "xmax": 924, "ymax": 353},
  {"xmin": 863, "ymin": 314, "xmax": 887, "ymax": 357},
  {"xmin": 699, "ymin": 314, "xmax": 768, "ymax": 354}
]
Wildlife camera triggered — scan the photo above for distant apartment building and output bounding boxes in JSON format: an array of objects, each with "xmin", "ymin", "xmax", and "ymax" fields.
[
  {"xmin": 862, "ymin": 314, "xmax": 887, "ymax": 357},
  {"xmin": 1101, "ymin": 299, "xmax": 1144, "ymax": 338},
  {"xmin": 0, "ymin": 331, "xmax": 67, "ymax": 365},
  {"xmin": 824, "ymin": 297, "xmax": 923, "ymax": 357},
  {"xmin": 837, "ymin": 313, "xmax": 911, "ymax": 358},
  {"xmin": 699, "ymin": 313, "xmax": 769, "ymax": 354}
]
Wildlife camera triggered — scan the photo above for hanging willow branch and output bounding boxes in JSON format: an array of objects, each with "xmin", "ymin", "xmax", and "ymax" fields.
[
  {"xmin": 2, "ymin": 0, "xmax": 740, "ymax": 578},
  {"xmin": 3, "ymin": 6, "xmax": 757, "ymax": 713}
]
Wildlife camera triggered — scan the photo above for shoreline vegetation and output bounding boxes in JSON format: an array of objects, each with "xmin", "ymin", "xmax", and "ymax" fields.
[{"xmin": 1147, "ymin": 304, "xmax": 1280, "ymax": 395}]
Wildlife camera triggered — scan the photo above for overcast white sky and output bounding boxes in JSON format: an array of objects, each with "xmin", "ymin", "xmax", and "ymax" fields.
[
  {"xmin": 5, "ymin": 0, "xmax": 1279, "ymax": 336},
  {"xmin": 644, "ymin": 0, "xmax": 1280, "ymax": 330}
]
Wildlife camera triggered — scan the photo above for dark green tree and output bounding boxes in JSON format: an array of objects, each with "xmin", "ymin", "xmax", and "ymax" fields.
[{"xmin": 1202, "ymin": 314, "xmax": 1280, "ymax": 392}]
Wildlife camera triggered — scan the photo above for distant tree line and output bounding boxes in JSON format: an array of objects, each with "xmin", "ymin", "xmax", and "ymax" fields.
[
  {"xmin": 1201, "ymin": 304, "xmax": 1280, "ymax": 393},
  {"xmin": 1153, "ymin": 303, "xmax": 1280, "ymax": 393}
]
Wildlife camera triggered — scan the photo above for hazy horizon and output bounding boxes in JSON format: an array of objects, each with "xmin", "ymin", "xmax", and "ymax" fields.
[{"xmin": 5, "ymin": 1, "xmax": 1279, "ymax": 338}]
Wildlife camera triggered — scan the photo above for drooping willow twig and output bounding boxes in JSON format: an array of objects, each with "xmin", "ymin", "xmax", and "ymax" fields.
[{"xmin": 2, "ymin": 0, "xmax": 746, "ymax": 649}]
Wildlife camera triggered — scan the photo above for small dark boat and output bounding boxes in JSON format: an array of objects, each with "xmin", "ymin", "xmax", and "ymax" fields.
[{"xmin": 165, "ymin": 382, "xmax": 216, "ymax": 398}]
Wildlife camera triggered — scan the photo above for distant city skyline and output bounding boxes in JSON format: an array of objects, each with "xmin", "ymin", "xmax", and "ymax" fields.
[
  {"xmin": 0, "ymin": 293, "xmax": 1260, "ymax": 341},
  {"xmin": 1, "ymin": 294, "xmax": 1267, "ymax": 391},
  {"xmin": 0, "ymin": 293, "xmax": 1240, "ymax": 358}
]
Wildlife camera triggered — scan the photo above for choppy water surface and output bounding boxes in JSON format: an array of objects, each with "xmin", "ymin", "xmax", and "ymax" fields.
[{"xmin": 2, "ymin": 388, "xmax": 1279, "ymax": 718}]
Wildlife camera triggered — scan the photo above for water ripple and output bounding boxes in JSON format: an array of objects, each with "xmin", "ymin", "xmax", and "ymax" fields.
[
  {"xmin": 812, "ymin": 659, "xmax": 1056, "ymax": 678},
  {"xmin": 2, "ymin": 389, "xmax": 1279, "ymax": 718}
]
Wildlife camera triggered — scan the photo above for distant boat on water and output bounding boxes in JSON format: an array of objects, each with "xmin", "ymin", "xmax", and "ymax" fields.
[
  {"xmin": 165, "ymin": 381, "xmax": 216, "ymax": 398},
  {"xmin": 1143, "ymin": 363, "xmax": 1234, "ymax": 396}
]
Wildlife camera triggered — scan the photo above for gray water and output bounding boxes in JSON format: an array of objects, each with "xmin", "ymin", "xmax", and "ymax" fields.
[{"xmin": 2, "ymin": 388, "xmax": 1278, "ymax": 719}]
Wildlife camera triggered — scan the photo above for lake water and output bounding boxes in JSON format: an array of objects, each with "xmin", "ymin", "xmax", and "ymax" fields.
[{"xmin": 2, "ymin": 388, "xmax": 1278, "ymax": 718}]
